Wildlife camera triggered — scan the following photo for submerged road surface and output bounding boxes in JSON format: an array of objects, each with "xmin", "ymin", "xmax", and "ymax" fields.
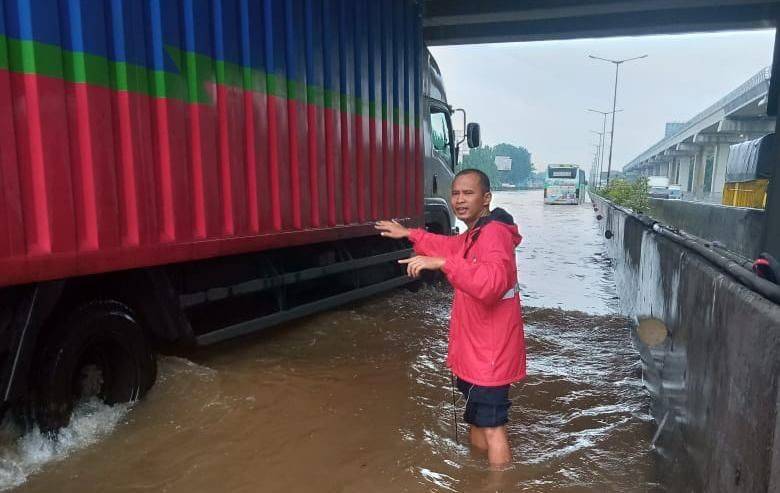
[{"xmin": 1, "ymin": 190, "xmax": 659, "ymax": 492}]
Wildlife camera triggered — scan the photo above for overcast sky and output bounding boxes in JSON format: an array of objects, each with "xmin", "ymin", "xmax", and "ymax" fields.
[{"xmin": 430, "ymin": 29, "xmax": 775, "ymax": 173}]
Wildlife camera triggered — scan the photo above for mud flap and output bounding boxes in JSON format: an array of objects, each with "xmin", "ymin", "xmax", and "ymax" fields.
[{"xmin": 0, "ymin": 281, "xmax": 65, "ymax": 405}]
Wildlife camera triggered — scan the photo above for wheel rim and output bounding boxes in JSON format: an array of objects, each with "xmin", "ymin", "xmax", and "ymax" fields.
[{"xmin": 71, "ymin": 334, "xmax": 139, "ymax": 404}]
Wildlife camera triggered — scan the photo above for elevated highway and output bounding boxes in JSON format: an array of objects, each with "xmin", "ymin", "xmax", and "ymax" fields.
[
  {"xmin": 424, "ymin": 0, "xmax": 780, "ymax": 45},
  {"xmin": 624, "ymin": 67, "xmax": 775, "ymax": 202}
]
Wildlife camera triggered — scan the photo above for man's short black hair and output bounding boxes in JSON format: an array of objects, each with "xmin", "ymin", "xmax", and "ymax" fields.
[{"xmin": 454, "ymin": 168, "xmax": 491, "ymax": 193}]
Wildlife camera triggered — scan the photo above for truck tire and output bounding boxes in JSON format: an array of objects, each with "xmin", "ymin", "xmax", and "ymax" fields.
[{"xmin": 35, "ymin": 301, "xmax": 156, "ymax": 433}]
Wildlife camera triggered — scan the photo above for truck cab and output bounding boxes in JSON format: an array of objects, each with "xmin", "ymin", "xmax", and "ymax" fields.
[{"xmin": 422, "ymin": 51, "xmax": 481, "ymax": 234}]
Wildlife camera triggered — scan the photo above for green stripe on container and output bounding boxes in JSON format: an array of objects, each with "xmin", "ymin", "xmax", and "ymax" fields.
[
  {"xmin": 0, "ymin": 33, "xmax": 418, "ymax": 126},
  {"xmin": 0, "ymin": 35, "xmax": 7, "ymax": 70},
  {"xmin": 111, "ymin": 61, "xmax": 129, "ymax": 91},
  {"xmin": 306, "ymin": 86, "xmax": 325, "ymax": 107}
]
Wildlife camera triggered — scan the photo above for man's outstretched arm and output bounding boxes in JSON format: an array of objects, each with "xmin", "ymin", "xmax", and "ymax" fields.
[{"xmin": 374, "ymin": 220, "xmax": 460, "ymax": 257}]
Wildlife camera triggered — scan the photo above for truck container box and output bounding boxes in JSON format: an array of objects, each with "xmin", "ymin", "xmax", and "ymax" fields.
[{"xmin": 0, "ymin": 0, "xmax": 423, "ymax": 288}]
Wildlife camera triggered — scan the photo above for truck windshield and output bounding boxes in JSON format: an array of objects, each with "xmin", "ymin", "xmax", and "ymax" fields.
[{"xmin": 430, "ymin": 110, "xmax": 453, "ymax": 168}]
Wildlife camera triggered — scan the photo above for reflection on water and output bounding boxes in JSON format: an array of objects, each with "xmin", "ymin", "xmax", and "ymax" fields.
[
  {"xmin": 492, "ymin": 191, "xmax": 619, "ymax": 315},
  {"xmin": 1, "ymin": 190, "xmax": 657, "ymax": 492}
]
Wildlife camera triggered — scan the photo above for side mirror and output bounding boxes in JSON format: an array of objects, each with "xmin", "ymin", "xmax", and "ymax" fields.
[{"xmin": 466, "ymin": 123, "xmax": 481, "ymax": 148}]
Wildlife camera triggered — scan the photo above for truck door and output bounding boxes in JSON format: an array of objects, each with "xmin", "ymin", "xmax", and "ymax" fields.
[{"xmin": 423, "ymin": 101, "xmax": 456, "ymax": 232}]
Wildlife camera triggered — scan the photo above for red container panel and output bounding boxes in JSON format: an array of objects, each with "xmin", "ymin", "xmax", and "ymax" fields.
[{"xmin": 0, "ymin": 0, "xmax": 423, "ymax": 287}]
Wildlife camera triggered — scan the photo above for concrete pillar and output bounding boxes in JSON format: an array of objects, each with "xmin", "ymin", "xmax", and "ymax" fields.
[
  {"xmin": 674, "ymin": 159, "xmax": 681, "ymax": 184},
  {"xmin": 678, "ymin": 157, "xmax": 691, "ymax": 191},
  {"xmin": 685, "ymin": 155, "xmax": 696, "ymax": 193},
  {"xmin": 711, "ymin": 143, "xmax": 731, "ymax": 204},
  {"xmin": 692, "ymin": 146, "xmax": 708, "ymax": 199}
]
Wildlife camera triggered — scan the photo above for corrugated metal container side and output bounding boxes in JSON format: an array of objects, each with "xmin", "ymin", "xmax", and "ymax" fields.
[{"xmin": 0, "ymin": 0, "xmax": 423, "ymax": 287}]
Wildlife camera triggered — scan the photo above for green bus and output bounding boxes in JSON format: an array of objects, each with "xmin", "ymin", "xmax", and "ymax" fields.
[{"xmin": 544, "ymin": 164, "xmax": 586, "ymax": 205}]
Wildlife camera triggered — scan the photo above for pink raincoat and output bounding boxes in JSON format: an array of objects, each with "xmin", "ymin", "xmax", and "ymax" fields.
[{"xmin": 409, "ymin": 208, "xmax": 526, "ymax": 386}]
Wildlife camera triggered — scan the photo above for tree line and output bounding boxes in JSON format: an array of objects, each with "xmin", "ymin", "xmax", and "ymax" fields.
[{"xmin": 458, "ymin": 143, "xmax": 534, "ymax": 188}]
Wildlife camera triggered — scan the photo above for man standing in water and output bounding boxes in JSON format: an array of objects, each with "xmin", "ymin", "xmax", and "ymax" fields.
[{"xmin": 375, "ymin": 169, "xmax": 526, "ymax": 469}]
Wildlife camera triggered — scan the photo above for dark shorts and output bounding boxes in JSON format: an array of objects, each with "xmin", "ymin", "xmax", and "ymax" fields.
[{"xmin": 456, "ymin": 377, "xmax": 511, "ymax": 428}]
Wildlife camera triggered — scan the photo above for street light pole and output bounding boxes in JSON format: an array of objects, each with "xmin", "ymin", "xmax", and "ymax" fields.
[
  {"xmin": 590, "ymin": 130, "xmax": 603, "ymax": 183},
  {"xmin": 587, "ymin": 108, "xmax": 622, "ymax": 188},
  {"xmin": 589, "ymin": 54, "xmax": 647, "ymax": 186}
]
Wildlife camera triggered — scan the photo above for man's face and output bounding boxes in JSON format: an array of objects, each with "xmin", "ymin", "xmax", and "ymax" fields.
[{"xmin": 450, "ymin": 173, "xmax": 491, "ymax": 225}]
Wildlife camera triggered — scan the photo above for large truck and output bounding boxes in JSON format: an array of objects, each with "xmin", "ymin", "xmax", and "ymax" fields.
[{"xmin": 0, "ymin": 0, "xmax": 479, "ymax": 431}]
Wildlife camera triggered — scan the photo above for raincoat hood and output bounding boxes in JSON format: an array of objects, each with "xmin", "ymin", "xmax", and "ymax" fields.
[
  {"xmin": 464, "ymin": 208, "xmax": 522, "ymax": 258},
  {"xmin": 474, "ymin": 207, "xmax": 515, "ymax": 228}
]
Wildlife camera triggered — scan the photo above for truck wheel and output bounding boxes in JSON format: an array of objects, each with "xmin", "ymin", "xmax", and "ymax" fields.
[{"xmin": 35, "ymin": 301, "xmax": 156, "ymax": 433}]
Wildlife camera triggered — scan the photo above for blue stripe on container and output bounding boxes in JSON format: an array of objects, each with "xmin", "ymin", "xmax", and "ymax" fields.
[
  {"xmin": 219, "ymin": 0, "xmax": 241, "ymax": 65},
  {"xmin": 212, "ymin": 0, "xmax": 225, "ymax": 65},
  {"xmin": 338, "ymin": 0, "xmax": 347, "ymax": 100},
  {"xmin": 353, "ymin": 0, "xmax": 362, "ymax": 101},
  {"xmin": 239, "ymin": 0, "xmax": 251, "ymax": 71},
  {"xmin": 392, "ymin": 0, "xmax": 400, "ymax": 120},
  {"xmin": 247, "ymin": 0, "xmax": 265, "ymax": 72},
  {"xmin": 146, "ymin": 0, "xmax": 166, "ymax": 72},
  {"xmin": 284, "ymin": 0, "xmax": 296, "ymax": 80},
  {"xmin": 321, "ymin": 0, "xmax": 332, "ymax": 92},
  {"xmin": 109, "ymin": 0, "xmax": 127, "ymax": 62},
  {"xmin": 64, "ymin": 1, "xmax": 84, "ymax": 54},
  {"xmin": 263, "ymin": 0, "xmax": 274, "ymax": 73},
  {"xmin": 366, "ymin": 0, "xmax": 375, "ymax": 106},
  {"xmin": 304, "ymin": 0, "xmax": 314, "ymax": 86},
  {"xmin": 182, "ymin": 0, "xmax": 197, "ymax": 61},
  {"xmin": 0, "ymin": 0, "xmax": 420, "ymax": 104},
  {"xmin": 380, "ymin": 0, "xmax": 388, "ymax": 114}
]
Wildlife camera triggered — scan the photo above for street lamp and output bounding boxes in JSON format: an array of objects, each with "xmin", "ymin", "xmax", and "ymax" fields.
[
  {"xmin": 589, "ymin": 54, "xmax": 648, "ymax": 186},
  {"xmin": 590, "ymin": 130, "xmax": 604, "ymax": 183},
  {"xmin": 590, "ymin": 141, "xmax": 601, "ymax": 186},
  {"xmin": 587, "ymin": 108, "xmax": 622, "ymax": 187}
]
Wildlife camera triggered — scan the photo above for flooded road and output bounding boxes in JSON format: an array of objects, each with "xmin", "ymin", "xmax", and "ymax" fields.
[{"xmin": 1, "ymin": 190, "xmax": 658, "ymax": 492}]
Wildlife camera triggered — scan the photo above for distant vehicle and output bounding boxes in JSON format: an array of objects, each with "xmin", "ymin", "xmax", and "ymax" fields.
[
  {"xmin": 648, "ymin": 176, "xmax": 671, "ymax": 199},
  {"xmin": 544, "ymin": 164, "xmax": 586, "ymax": 204},
  {"xmin": 668, "ymin": 184, "xmax": 683, "ymax": 200}
]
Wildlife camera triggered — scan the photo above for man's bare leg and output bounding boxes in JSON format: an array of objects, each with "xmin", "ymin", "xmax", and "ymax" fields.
[
  {"xmin": 469, "ymin": 425, "xmax": 488, "ymax": 451},
  {"xmin": 483, "ymin": 425, "xmax": 512, "ymax": 468}
]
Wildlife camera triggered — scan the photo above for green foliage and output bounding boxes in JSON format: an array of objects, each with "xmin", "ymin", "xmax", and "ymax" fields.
[
  {"xmin": 460, "ymin": 145, "xmax": 500, "ymax": 186},
  {"xmin": 600, "ymin": 177, "xmax": 649, "ymax": 213},
  {"xmin": 494, "ymin": 143, "xmax": 533, "ymax": 185},
  {"xmin": 459, "ymin": 143, "xmax": 533, "ymax": 188}
]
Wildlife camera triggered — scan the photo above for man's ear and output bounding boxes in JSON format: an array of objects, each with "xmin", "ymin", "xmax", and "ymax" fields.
[{"xmin": 483, "ymin": 191, "xmax": 492, "ymax": 206}]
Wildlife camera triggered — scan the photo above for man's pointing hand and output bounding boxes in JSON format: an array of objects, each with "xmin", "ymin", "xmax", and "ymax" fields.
[{"xmin": 398, "ymin": 256, "xmax": 445, "ymax": 278}]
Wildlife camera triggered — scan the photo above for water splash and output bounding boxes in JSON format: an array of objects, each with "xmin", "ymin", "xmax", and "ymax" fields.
[{"xmin": 0, "ymin": 399, "xmax": 130, "ymax": 491}]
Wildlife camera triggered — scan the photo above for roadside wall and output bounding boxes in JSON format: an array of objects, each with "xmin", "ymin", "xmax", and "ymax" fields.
[
  {"xmin": 648, "ymin": 198, "xmax": 765, "ymax": 259},
  {"xmin": 593, "ymin": 195, "xmax": 780, "ymax": 492}
]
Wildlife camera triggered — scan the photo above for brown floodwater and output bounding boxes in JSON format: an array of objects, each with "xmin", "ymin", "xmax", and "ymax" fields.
[{"xmin": 0, "ymin": 190, "xmax": 660, "ymax": 492}]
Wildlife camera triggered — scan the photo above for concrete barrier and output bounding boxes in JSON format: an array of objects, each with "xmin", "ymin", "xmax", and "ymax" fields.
[
  {"xmin": 593, "ymin": 195, "xmax": 780, "ymax": 492},
  {"xmin": 648, "ymin": 198, "xmax": 765, "ymax": 260}
]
